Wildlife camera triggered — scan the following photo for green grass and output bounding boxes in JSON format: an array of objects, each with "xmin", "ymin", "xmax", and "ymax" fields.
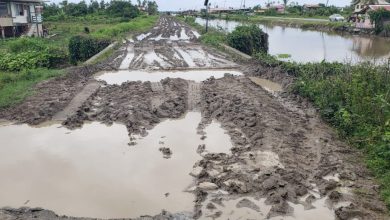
[
  {"xmin": 277, "ymin": 53, "xmax": 292, "ymax": 59},
  {"xmin": 0, "ymin": 15, "xmax": 159, "ymax": 108},
  {"xmin": 0, "ymin": 69, "xmax": 64, "ymax": 108},
  {"xmin": 91, "ymin": 15, "xmax": 158, "ymax": 39},
  {"xmin": 177, "ymin": 16, "xmax": 227, "ymax": 47},
  {"xmin": 254, "ymin": 53, "xmax": 390, "ymax": 210},
  {"xmin": 0, "ymin": 15, "xmax": 159, "ymax": 60},
  {"xmin": 186, "ymin": 14, "xmax": 390, "ymax": 212}
]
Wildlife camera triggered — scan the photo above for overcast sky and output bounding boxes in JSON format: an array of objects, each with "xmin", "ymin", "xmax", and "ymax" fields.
[{"xmin": 49, "ymin": 0, "xmax": 352, "ymax": 11}]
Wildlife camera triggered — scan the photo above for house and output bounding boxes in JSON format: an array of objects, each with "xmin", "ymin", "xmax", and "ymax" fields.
[
  {"xmin": 353, "ymin": 0, "xmax": 390, "ymax": 13},
  {"xmin": 303, "ymin": 4, "xmax": 323, "ymax": 10},
  {"xmin": 263, "ymin": 4, "xmax": 285, "ymax": 14},
  {"xmin": 352, "ymin": 0, "xmax": 390, "ymax": 29},
  {"xmin": 0, "ymin": 0, "xmax": 43, "ymax": 38},
  {"xmin": 272, "ymin": 5, "xmax": 285, "ymax": 13}
]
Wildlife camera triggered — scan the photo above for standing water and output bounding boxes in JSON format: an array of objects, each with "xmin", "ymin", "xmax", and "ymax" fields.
[
  {"xmin": 196, "ymin": 18, "xmax": 390, "ymax": 63},
  {"xmin": 0, "ymin": 112, "xmax": 233, "ymax": 218}
]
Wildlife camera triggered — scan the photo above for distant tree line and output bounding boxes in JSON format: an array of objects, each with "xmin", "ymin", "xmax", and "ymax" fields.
[{"xmin": 43, "ymin": 0, "xmax": 158, "ymax": 20}]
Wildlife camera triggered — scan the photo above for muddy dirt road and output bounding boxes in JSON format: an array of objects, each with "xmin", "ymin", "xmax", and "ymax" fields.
[{"xmin": 0, "ymin": 16, "xmax": 388, "ymax": 220}]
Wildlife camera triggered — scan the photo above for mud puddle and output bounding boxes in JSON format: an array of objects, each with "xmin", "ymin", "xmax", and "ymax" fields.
[
  {"xmin": 201, "ymin": 119, "xmax": 234, "ymax": 154},
  {"xmin": 249, "ymin": 77, "xmax": 283, "ymax": 93},
  {"xmin": 96, "ymin": 69, "xmax": 242, "ymax": 85},
  {"xmin": 0, "ymin": 112, "xmax": 235, "ymax": 219}
]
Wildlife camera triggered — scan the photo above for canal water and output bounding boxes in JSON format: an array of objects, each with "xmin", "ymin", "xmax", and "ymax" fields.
[{"xmin": 196, "ymin": 18, "xmax": 390, "ymax": 63}]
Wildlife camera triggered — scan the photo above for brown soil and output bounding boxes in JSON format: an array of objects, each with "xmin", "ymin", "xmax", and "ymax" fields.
[{"xmin": 0, "ymin": 16, "xmax": 388, "ymax": 220}]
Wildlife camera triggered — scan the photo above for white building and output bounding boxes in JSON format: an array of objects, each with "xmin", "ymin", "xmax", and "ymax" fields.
[{"xmin": 0, "ymin": 0, "xmax": 43, "ymax": 38}]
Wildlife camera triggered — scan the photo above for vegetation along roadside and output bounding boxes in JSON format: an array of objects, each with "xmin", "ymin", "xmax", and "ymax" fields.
[
  {"xmin": 0, "ymin": 1, "xmax": 158, "ymax": 108},
  {"xmin": 182, "ymin": 16, "xmax": 390, "ymax": 210}
]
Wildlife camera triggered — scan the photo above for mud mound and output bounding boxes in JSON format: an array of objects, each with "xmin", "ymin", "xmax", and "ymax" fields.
[
  {"xmin": 194, "ymin": 75, "xmax": 387, "ymax": 219},
  {"xmin": 0, "ymin": 49, "xmax": 125, "ymax": 125}
]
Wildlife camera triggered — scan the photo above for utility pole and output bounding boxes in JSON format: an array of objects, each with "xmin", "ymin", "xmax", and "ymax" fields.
[{"xmin": 204, "ymin": 0, "xmax": 209, "ymax": 32}]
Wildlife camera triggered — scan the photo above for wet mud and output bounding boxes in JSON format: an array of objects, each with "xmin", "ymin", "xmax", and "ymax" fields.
[{"xmin": 0, "ymin": 15, "xmax": 388, "ymax": 220}]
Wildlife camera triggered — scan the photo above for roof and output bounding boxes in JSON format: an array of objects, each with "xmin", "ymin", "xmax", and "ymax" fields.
[
  {"xmin": 369, "ymin": 4, "xmax": 390, "ymax": 10},
  {"xmin": 303, "ymin": 4, "xmax": 322, "ymax": 8},
  {"xmin": 0, "ymin": 0, "xmax": 43, "ymax": 3},
  {"xmin": 208, "ymin": 8, "xmax": 236, "ymax": 12},
  {"xmin": 377, "ymin": 0, "xmax": 390, "ymax": 4}
]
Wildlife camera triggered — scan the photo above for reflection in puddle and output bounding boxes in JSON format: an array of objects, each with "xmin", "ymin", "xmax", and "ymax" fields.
[
  {"xmin": 0, "ymin": 112, "xmax": 235, "ymax": 218},
  {"xmin": 96, "ymin": 69, "xmax": 242, "ymax": 84},
  {"xmin": 249, "ymin": 77, "xmax": 283, "ymax": 93},
  {"xmin": 202, "ymin": 120, "xmax": 234, "ymax": 154}
]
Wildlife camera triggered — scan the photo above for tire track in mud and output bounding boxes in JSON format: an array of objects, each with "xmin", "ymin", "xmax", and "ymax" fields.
[
  {"xmin": 1, "ymin": 16, "xmax": 388, "ymax": 220},
  {"xmin": 188, "ymin": 81, "xmax": 201, "ymax": 111}
]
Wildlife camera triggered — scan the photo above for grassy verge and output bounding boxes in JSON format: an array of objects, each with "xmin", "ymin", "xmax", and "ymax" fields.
[
  {"xmin": 0, "ymin": 69, "xmax": 64, "ymax": 108},
  {"xmin": 183, "ymin": 18, "xmax": 390, "ymax": 209},
  {"xmin": 177, "ymin": 16, "xmax": 226, "ymax": 47},
  {"xmin": 255, "ymin": 53, "xmax": 390, "ymax": 210},
  {"xmin": 0, "ymin": 15, "xmax": 159, "ymax": 108}
]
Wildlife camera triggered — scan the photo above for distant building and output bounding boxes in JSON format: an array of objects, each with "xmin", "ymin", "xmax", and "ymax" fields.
[
  {"xmin": 208, "ymin": 7, "xmax": 239, "ymax": 14},
  {"xmin": 353, "ymin": 0, "xmax": 390, "ymax": 13},
  {"xmin": 0, "ymin": 0, "xmax": 43, "ymax": 38},
  {"xmin": 352, "ymin": 0, "xmax": 390, "ymax": 29},
  {"xmin": 262, "ymin": 4, "xmax": 285, "ymax": 14},
  {"xmin": 303, "ymin": 4, "xmax": 323, "ymax": 10}
]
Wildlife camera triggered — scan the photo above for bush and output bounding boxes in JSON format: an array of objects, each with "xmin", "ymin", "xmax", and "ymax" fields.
[
  {"xmin": 0, "ymin": 49, "xmax": 67, "ymax": 71},
  {"xmin": 7, "ymin": 38, "xmax": 47, "ymax": 53},
  {"xmin": 227, "ymin": 25, "xmax": 268, "ymax": 55},
  {"xmin": 255, "ymin": 52, "xmax": 390, "ymax": 207},
  {"xmin": 369, "ymin": 8, "xmax": 390, "ymax": 34},
  {"xmin": 68, "ymin": 35, "xmax": 110, "ymax": 64}
]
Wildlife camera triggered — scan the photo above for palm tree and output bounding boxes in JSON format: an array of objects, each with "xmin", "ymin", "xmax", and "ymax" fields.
[{"xmin": 283, "ymin": 0, "xmax": 288, "ymax": 6}]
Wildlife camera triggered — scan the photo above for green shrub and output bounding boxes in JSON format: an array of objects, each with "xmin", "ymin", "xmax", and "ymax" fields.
[
  {"xmin": 255, "ymin": 52, "xmax": 390, "ymax": 207},
  {"xmin": 68, "ymin": 35, "xmax": 110, "ymax": 64},
  {"xmin": 0, "ymin": 49, "xmax": 67, "ymax": 71},
  {"xmin": 227, "ymin": 25, "xmax": 268, "ymax": 55},
  {"xmin": 369, "ymin": 8, "xmax": 390, "ymax": 34},
  {"xmin": 7, "ymin": 38, "xmax": 47, "ymax": 53}
]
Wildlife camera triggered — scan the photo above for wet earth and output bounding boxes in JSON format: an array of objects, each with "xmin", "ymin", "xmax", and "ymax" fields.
[{"xmin": 0, "ymin": 16, "xmax": 389, "ymax": 220}]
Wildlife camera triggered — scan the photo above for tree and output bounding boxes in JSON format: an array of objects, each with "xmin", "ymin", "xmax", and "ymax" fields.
[
  {"xmin": 147, "ymin": 1, "xmax": 158, "ymax": 15},
  {"xmin": 106, "ymin": 1, "xmax": 140, "ymax": 19},
  {"xmin": 89, "ymin": 0, "xmax": 100, "ymax": 13},
  {"xmin": 99, "ymin": 0, "xmax": 105, "ymax": 10},
  {"xmin": 283, "ymin": 0, "xmax": 288, "ymax": 7}
]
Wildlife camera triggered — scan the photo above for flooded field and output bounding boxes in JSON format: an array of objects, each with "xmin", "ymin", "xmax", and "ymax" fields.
[
  {"xmin": 196, "ymin": 18, "xmax": 390, "ymax": 63},
  {"xmin": 96, "ymin": 69, "xmax": 242, "ymax": 84},
  {"xmin": 0, "ymin": 112, "xmax": 233, "ymax": 218}
]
